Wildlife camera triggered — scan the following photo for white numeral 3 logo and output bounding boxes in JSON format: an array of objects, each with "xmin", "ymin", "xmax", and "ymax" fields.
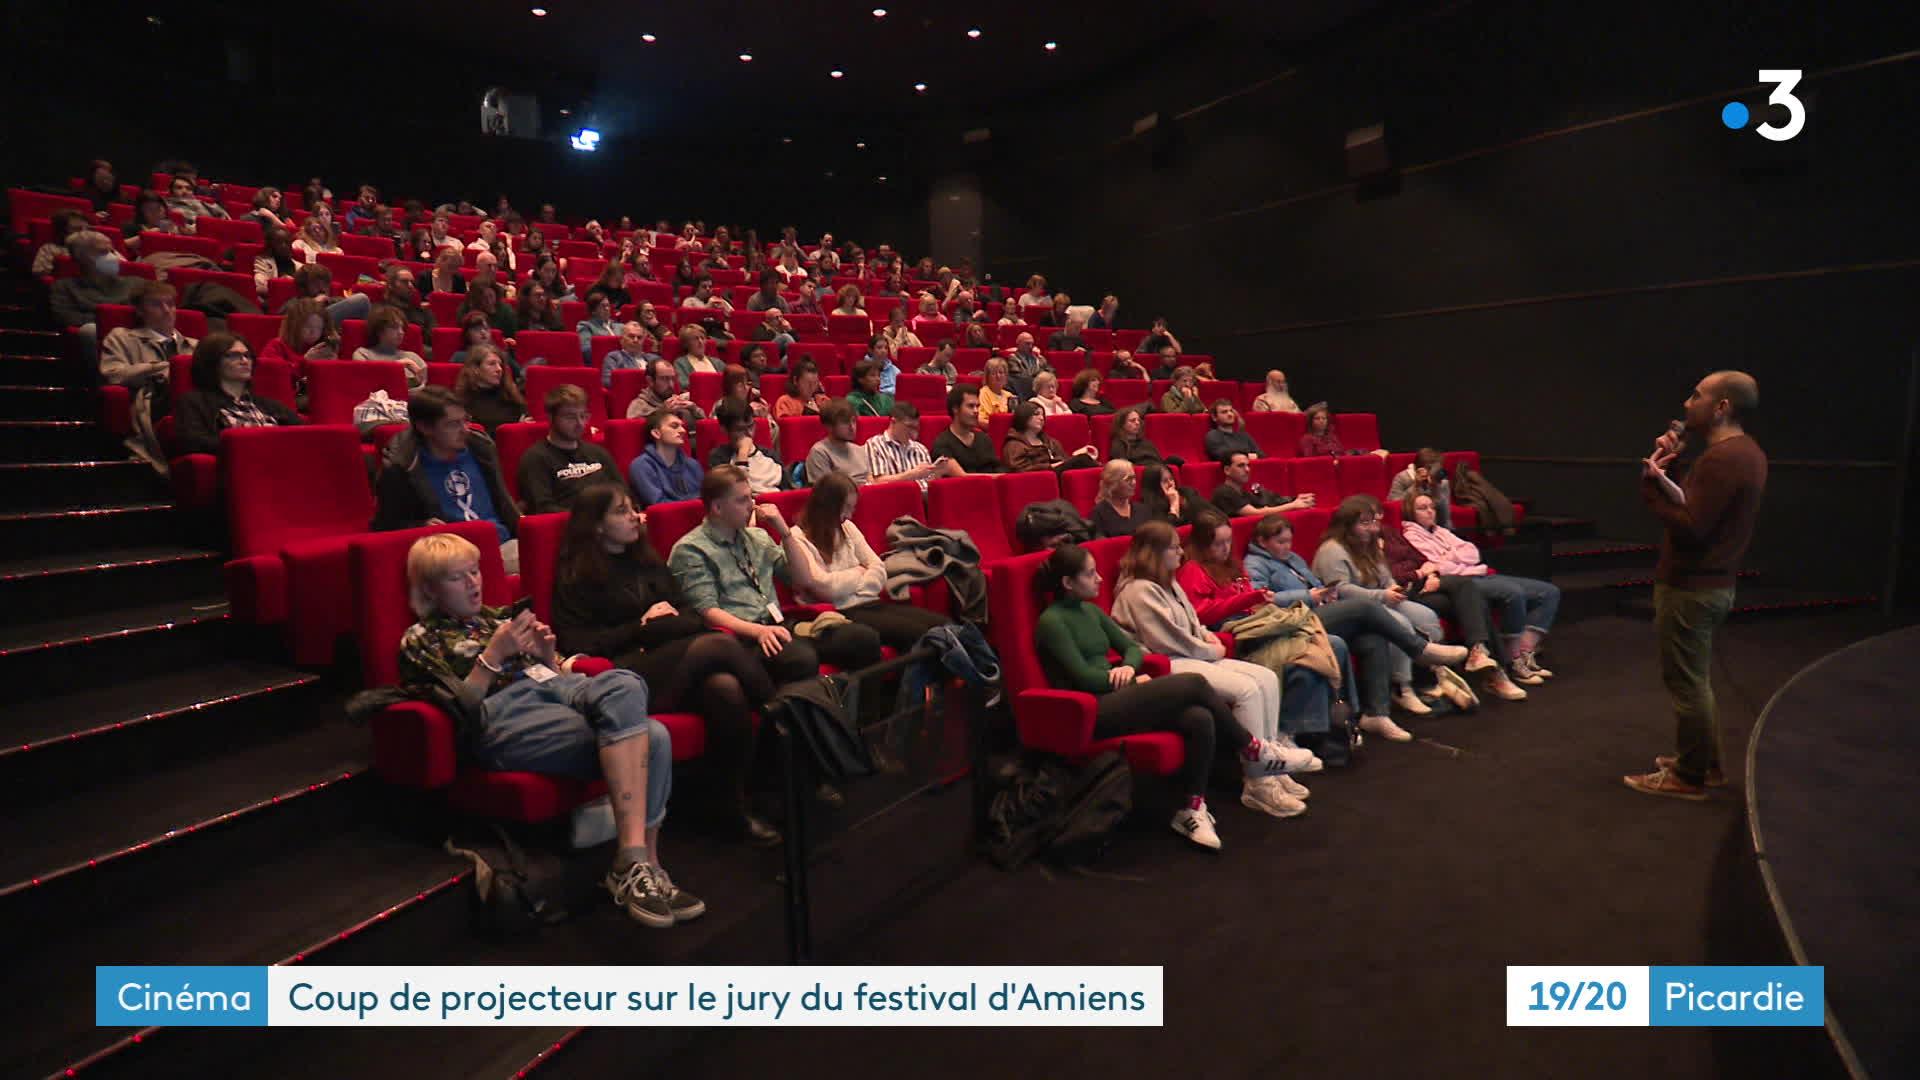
[{"xmin": 1756, "ymin": 69, "xmax": 1805, "ymax": 142}]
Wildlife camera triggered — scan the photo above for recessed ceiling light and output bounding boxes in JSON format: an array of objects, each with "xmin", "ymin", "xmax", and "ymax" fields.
[
  {"xmin": 830, "ymin": 69, "xmax": 845, "ymax": 79},
  {"xmin": 872, "ymin": 7, "xmax": 887, "ymax": 16},
  {"xmin": 641, "ymin": 32, "xmax": 656, "ymax": 43},
  {"xmin": 781, "ymin": 136, "xmax": 793, "ymax": 144},
  {"xmin": 559, "ymin": 108, "xmax": 571, "ymax": 116},
  {"xmin": 1043, "ymin": 41, "xmax": 1058, "ymax": 51},
  {"xmin": 738, "ymin": 52, "xmax": 753, "ymax": 62},
  {"xmin": 877, "ymin": 176, "xmax": 888, "ymax": 183},
  {"xmin": 855, "ymin": 141, "xmax": 867, "ymax": 149},
  {"xmin": 530, "ymin": 6, "xmax": 547, "ymax": 15},
  {"xmin": 966, "ymin": 27, "xmax": 981, "ymax": 39},
  {"xmin": 913, "ymin": 82, "xmax": 928, "ymax": 93}
]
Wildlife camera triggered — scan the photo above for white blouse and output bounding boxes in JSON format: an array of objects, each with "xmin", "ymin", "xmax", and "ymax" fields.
[{"xmin": 786, "ymin": 521, "xmax": 887, "ymax": 608}]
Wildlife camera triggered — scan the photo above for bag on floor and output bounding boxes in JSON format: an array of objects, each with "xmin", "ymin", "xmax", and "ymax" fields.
[
  {"xmin": 444, "ymin": 823, "xmax": 569, "ymax": 939},
  {"xmin": 985, "ymin": 750, "xmax": 1132, "ymax": 870}
]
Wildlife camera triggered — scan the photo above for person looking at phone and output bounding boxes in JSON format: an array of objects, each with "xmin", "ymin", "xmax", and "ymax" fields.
[
  {"xmin": 864, "ymin": 402, "xmax": 960, "ymax": 491},
  {"xmin": 1387, "ymin": 447, "xmax": 1454, "ymax": 527}
]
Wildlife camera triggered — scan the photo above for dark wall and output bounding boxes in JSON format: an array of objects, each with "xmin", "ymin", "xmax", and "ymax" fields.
[{"xmin": 951, "ymin": 0, "xmax": 1920, "ymax": 597}]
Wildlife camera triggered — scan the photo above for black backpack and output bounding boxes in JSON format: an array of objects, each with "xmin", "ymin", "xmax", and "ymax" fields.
[
  {"xmin": 985, "ymin": 750, "xmax": 1133, "ymax": 870},
  {"xmin": 444, "ymin": 824, "xmax": 569, "ymax": 939}
]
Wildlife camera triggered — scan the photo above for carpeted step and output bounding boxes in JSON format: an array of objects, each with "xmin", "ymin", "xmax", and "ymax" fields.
[
  {"xmin": 1617, "ymin": 585, "xmax": 1878, "ymax": 620},
  {"xmin": 0, "ymin": 458, "xmax": 170, "ymax": 509},
  {"xmin": 0, "ymin": 595, "xmax": 233, "ymax": 686},
  {"xmin": 1548, "ymin": 536, "xmax": 1660, "ymax": 575},
  {"xmin": 0, "ymin": 543, "xmax": 223, "ymax": 616},
  {"xmin": 0, "ymin": 416, "xmax": 124, "ymax": 461},
  {"xmin": 0, "ymin": 500, "xmax": 182, "ymax": 557},
  {"xmin": 0, "ymin": 382, "xmax": 93, "ymax": 419}
]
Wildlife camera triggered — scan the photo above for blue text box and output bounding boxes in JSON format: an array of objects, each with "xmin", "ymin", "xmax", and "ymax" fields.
[
  {"xmin": 96, "ymin": 966, "xmax": 270, "ymax": 1027},
  {"xmin": 1648, "ymin": 966, "xmax": 1823, "ymax": 1026}
]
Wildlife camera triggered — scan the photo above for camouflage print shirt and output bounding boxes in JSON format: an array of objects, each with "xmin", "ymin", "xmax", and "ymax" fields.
[{"xmin": 398, "ymin": 605, "xmax": 524, "ymax": 697}]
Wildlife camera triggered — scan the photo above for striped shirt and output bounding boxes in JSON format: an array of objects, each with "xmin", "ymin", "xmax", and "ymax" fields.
[{"xmin": 864, "ymin": 431, "xmax": 932, "ymax": 488}]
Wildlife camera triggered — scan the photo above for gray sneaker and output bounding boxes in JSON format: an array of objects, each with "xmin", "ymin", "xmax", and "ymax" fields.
[
  {"xmin": 604, "ymin": 861, "xmax": 674, "ymax": 928},
  {"xmin": 656, "ymin": 868, "xmax": 707, "ymax": 923}
]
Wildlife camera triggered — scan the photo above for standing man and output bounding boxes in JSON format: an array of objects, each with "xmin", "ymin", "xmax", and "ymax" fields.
[{"xmin": 1623, "ymin": 371, "xmax": 1767, "ymax": 801}]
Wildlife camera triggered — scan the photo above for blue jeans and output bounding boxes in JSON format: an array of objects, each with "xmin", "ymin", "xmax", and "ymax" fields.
[
  {"xmin": 473, "ymin": 669, "xmax": 672, "ymax": 827},
  {"xmin": 328, "ymin": 293, "xmax": 373, "ymax": 325},
  {"xmin": 1279, "ymin": 637, "xmax": 1347, "ymax": 735},
  {"xmin": 1477, "ymin": 575, "xmax": 1560, "ymax": 636}
]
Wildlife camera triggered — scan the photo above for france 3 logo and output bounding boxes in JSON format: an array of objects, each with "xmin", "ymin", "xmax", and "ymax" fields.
[{"xmin": 1721, "ymin": 70, "xmax": 1805, "ymax": 141}]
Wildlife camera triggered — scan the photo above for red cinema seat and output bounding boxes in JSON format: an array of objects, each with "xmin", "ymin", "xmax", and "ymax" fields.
[
  {"xmin": 788, "ymin": 342, "xmax": 844, "ymax": 375},
  {"xmin": 986, "ymin": 552, "xmax": 1181, "ymax": 774},
  {"xmin": 516, "ymin": 330, "xmax": 584, "ymax": 367},
  {"xmin": 1334, "ymin": 412, "xmax": 1382, "ymax": 452},
  {"xmin": 1197, "ymin": 379, "xmax": 1236, "ymax": 407},
  {"xmin": 776, "ymin": 415, "xmax": 827, "ymax": 469},
  {"xmin": 226, "ymin": 313, "xmax": 282, "ymax": 356},
  {"xmin": 850, "ymin": 480, "xmax": 925, "ymax": 554},
  {"xmin": 427, "ymin": 292, "xmax": 464, "ymax": 326},
  {"xmin": 986, "ymin": 412, "xmax": 1014, "ymax": 448},
  {"xmin": 1286, "ymin": 457, "xmax": 1340, "ymax": 507},
  {"xmin": 524, "ymin": 367, "xmax": 606, "ymax": 422},
  {"xmin": 629, "ymin": 280, "xmax": 674, "ymax": 306},
  {"xmin": 996, "ymin": 471, "xmax": 1061, "ymax": 548},
  {"xmin": 1105, "ymin": 379, "xmax": 1149, "ymax": 410},
  {"xmin": 424, "ymin": 363, "xmax": 460, "ymax": 388},
  {"xmin": 354, "ymin": 522, "xmax": 620, "ymax": 822},
  {"xmin": 1145, "ymin": 414, "xmax": 1209, "ymax": 465},
  {"xmin": 993, "ymin": 324, "xmax": 1033, "ymax": 349},
  {"xmin": 430, "ymin": 326, "xmax": 505, "ymax": 361},
  {"xmin": 8, "ymin": 188, "xmax": 91, "ymax": 233},
  {"xmin": 221, "ymin": 425, "xmax": 371, "ymax": 636},
  {"xmin": 316, "ymin": 251, "xmax": 382, "ymax": 286},
  {"xmin": 1059, "ymin": 468, "xmax": 1105, "ymax": 516},
  {"xmin": 587, "ymin": 335, "xmax": 620, "ymax": 374},
  {"xmin": 641, "ymin": 499, "xmax": 705, "ymax": 560},
  {"xmin": 607, "ymin": 369, "xmax": 648, "ymax": 422},
  {"xmin": 1244, "ymin": 411, "xmax": 1306, "ymax": 455},
  {"xmin": 856, "ymin": 416, "xmax": 890, "ymax": 444},
  {"xmin": 1111, "ymin": 329, "xmax": 1148, "ymax": 352},
  {"xmin": 760, "ymin": 373, "xmax": 788, "ymax": 402},
  {"xmin": 1181, "ymin": 460, "xmax": 1225, "ymax": 496},
  {"xmin": 338, "ymin": 233, "xmax": 395, "ymax": 259},
  {"xmin": 1337, "ymin": 453, "xmax": 1390, "ymax": 500},
  {"xmin": 1045, "ymin": 351, "xmax": 1088, "ymax": 381},
  {"xmin": 600, "ymin": 419, "xmax": 648, "ymax": 474},
  {"xmin": 694, "ymin": 417, "xmax": 772, "ymax": 459},
  {"xmin": 1085, "ymin": 535, "xmax": 1131, "ymax": 608},
  {"xmin": 895, "ymin": 347, "xmax": 934, "ymax": 372},
  {"xmin": 688, "ymin": 371, "xmax": 723, "ymax": 414},
  {"xmin": 1088, "ymin": 413, "xmax": 1117, "ymax": 456},
  {"xmin": 827, "ymin": 314, "xmax": 871, "ymax": 343},
  {"xmin": 305, "ymin": 359, "xmax": 409, "ymax": 424},
  {"xmin": 927, "ymin": 475, "xmax": 1014, "ymax": 562},
  {"xmin": 1042, "ymin": 414, "xmax": 1092, "ymax": 455},
  {"xmin": 915, "ymin": 320, "xmax": 957, "ymax": 345},
  {"xmin": 131, "ymin": 232, "xmax": 226, "ymax": 262},
  {"xmin": 865, "ymin": 296, "xmax": 902, "ymax": 324},
  {"xmin": 193, "ymin": 217, "xmax": 263, "ymax": 246},
  {"xmin": 264, "ymin": 277, "xmax": 300, "ymax": 314},
  {"xmin": 895, "ymin": 373, "xmax": 945, "ymax": 402},
  {"xmin": 953, "ymin": 348, "xmax": 991, "ymax": 376},
  {"xmin": 1248, "ymin": 457, "xmax": 1291, "ymax": 497},
  {"xmin": 1284, "ymin": 508, "xmax": 1333, "ymax": 565},
  {"xmin": 1386, "ymin": 451, "xmax": 1417, "ymax": 479},
  {"xmin": 494, "ymin": 422, "xmax": 549, "ymax": 503},
  {"xmin": 1081, "ymin": 329, "xmax": 1114, "ymax": 350}
]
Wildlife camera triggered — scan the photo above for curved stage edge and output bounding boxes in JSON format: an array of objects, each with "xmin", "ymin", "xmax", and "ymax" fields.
[{"xmin": 1748, "ymin": 623, "xmax": 1920, "ymax": 1080}]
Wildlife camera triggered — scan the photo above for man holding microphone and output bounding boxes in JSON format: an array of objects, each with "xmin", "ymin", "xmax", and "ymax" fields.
[{"xmin": 1624, "ymin": 371, "xmax": 1767, "ymax": 800}]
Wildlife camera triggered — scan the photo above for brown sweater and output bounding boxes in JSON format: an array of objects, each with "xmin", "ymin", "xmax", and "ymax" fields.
[{"xmin": 1643, "ymin": 433, "xmax": 1767, "ymax": 589}]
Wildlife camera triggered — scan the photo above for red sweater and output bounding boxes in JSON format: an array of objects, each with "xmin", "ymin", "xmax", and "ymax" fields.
[{"xmin": 1175, "ymin": 560, "xmax": 1265, "ymax": 628}]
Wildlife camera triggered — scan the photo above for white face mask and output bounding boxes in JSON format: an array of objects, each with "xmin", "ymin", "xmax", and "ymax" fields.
[{"xmin": 93, "ymin": 254, "xmax": 121, "ymax": 277}]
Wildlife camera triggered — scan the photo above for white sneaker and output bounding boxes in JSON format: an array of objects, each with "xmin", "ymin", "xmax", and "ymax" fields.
[
  {"xmin": 1245, "ymin": 738, "xmax": 1318, "ymax": 778},
  {"xmin": 1464, "ymin": 644, "xmax": 1497, "ymax": 672},
  {"xmin": 1521, "ymin": 654, "xmax": 1555, "ymax": 679},
  {"xmin": 1241, "ymin": 777, "xmax": 1307, "ymax": 818},
  {"xmin": 1510, "ymin": 656, "xmax": 1546, "ymax": 686},
  {"xmin": 1393, "ymin": 687, "xmax": 1433, "ymax": 715},
  {"xmin": 1484, "ymin": 669, "xmax": 1528, "ymax": 701},
  {"xmin": 1273, "ymin": 773, "xmax": 1310, "ymax": 800},
  {"xmin": 1359, "ymin": 714, "xmax": 1413, "ymax": 742},
  {"xmin": 1432, "ymin": 666, "xmax": 1481, "ymax": 711},
  {"xmin": 1172, "ymin": 804, "xmax": 1222, "ymax": 849},
  {"xmin": 1419, "ymin": 642, "xmax": 1470, "ymax": 667}
]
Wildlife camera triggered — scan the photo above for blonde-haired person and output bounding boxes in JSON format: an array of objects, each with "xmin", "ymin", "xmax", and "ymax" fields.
[
  {"xmin": 1252, "ymin": 369, "xmax": 1300, "ymax": 412},
  {"xmin": 352, "ymin": 305, "xmax": 427, "ymax": 388},
  {"xmin": 672, "ymin": 326, "xmax": 723, "ymax": 390},
  {"xmin": 1029, "ymin": 370, "xmax": 1071, "ymax": 416},
  {"xmin": 978, "ymin": 356, "xmax": 1016, "ymax": 419},
  {"xmin": 1017, "ymin": 274, "xmax": 1051, "ymax": 319},
  {"xmin": 292, "ymin": 214, "xmax": 340, "ymax": 263},
  {"xmin": 1090, "ymin": 460, "xmax": 1140, "ymax": 538},
  {"xmin": 397, "ymin": 532, "xmax": 699, "ymax": 929},
  {"xmin": 1111, "ymin": 520, "xmax": 1316, "ymax": 820}
]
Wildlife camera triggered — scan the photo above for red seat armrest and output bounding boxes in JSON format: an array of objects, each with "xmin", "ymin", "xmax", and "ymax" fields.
[{"xmin": 1013, "ymin": 688, "xmax": 1098, "ymax": 756}]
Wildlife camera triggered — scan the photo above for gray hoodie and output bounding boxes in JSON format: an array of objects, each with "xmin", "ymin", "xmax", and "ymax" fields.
[{"xmin": 1110, "ymin": 576, "xmax": 1225, "ymax": 662}]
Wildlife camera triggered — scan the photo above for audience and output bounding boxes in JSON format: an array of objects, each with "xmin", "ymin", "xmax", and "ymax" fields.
[
  {"xmin": 1252, "ymin": 369, "xmax": 1300, "ymax": 412},
  {"xmin": 293, "ymin": 215, "xmax": 340, "ymax": 263},
  {"xmin": 880, "ymin": 305, "xmax": 922, "ymax": 354},
  {"xmin": 1112, "ymin": 521, "xmax": 1318, "ymax": 810},
  {"xmin": 48, "ymin": 231, "xmax": 136, "ymax": 359},
  {"xmin": 516, "ymin": 281, "xmax": 565, "ymax": 333},
  {"xmin": 928, "ymin": 384, "xmax": 1002, "ymax": 474},
  {"xmin": 1047, "ymin": 313, "xmax": 1089, "ymax": 353},
  {"xmin": 918, "ymin": 341, "xmax": 960, "ymax": 386},
  {"xmin": 805, "ymin": 400, "xmax": 868, "ymax": 484},
  {"xmin": 601, "ymin": 322, "xmax": 663, "ymax": 389},
  {"xmin": 785, "ymin": 472, "xmax": 950, "ymax": 653},
  {"xmin": 375, "ymin": 386, "xmax": 522, "ymax": 573},
  {"xmin": 1160, "ymin": 366, "xmax": 1206, "ymax": 414},
  {"xmin": 1210, "ymin": 452, "xmax": 1314, "ymax": 518},
  {"xmin": 576, "ymin": 290, "xmax": 620, "ymax": 360},
  {"xmin": 1388, "ymin": 448, "xmax": 1454, "ymax": 528},
  {"xmin": 352, "ymin": 306, "xmax": 427, "ymax": 388},
  {"xmin": 1299, "ymin": 404, "xmax": 1392, "ymax": 458},
  {"xmin": 707, "ymin": 399, "xmax": 784, "ymax": 494},
  {"xmin": 1017, "ymin": 275, "xmax": 1051, "ymax": 319},
  {"xmin": 164, "ymin": 173, "xmax": 230, "ymax": 227},
  {"xmin": 1029, "ymin": 370, "xmax": 1072, "ymax": 416},
  {"xmin": 174, "ymin": 333, "xmax": 302, "ymax": 455},
  {"xmin": 720, "ymin": 364, "xmax": 772, "ymax": 420},
  {"xmin": 1108, "ymin": 348, "xmax": 1149, "ymax": 381},
  {"xmin": 261, "ymin": 297, "xmax": 339, "ymax": 367},
  {"xmin": 1202, "ymin": 399, "xmax": 1262, "ymax": 463},
  {"xmin": 628, "ymin": 408, "xmax": 702, "ymax": 507},
  {"xmin": 832, "ymin": 285, "xmax": 867, "ymax": 318},
  {"xmin": 1069, "ymin": 370, "xmax": 1114, "ymax": 416},
  {"xmin": 864, "ymin": 402, "xmax": 959, "ymax": 489},
  {"xmin": 1106, "ymin": 407, "xmax": 1165, "ymax": 468},
  {"xmin": 1001, "ymin": 401, "xmax": 1099, "ymax": 474},
  {"xmin": 1088, "ymin": 294, "xmax": 1120, "ymax": 330},
  {"xmin": 31, "ymin": 209, "xmax": 92, "ymax": 275},
  {"xmin": 1139, "ymin": 464, "xmax": 1207, "ymax": 528},
  {"xmin": 99, "ymin": 279, "xmax": 193, "ymax": 389},
  {"xmin": 847, "ymin": 359, "xmax": 895, "ymax": 417},
  {"xmin": 1400, "ymin": 492, "xmax": 1560, "ymax": 685},
  {"xmin": 858, "ymin": 335, "xmax": 901, "ymax": 395},
  {"xmin": 626, "ymin": 358, "xmax": 706, "ymax": 423},
  {"xmin": 1032, "ymin": 543, "xmax": 1301, "ymax": 851},
  {"xmin": 517, "ymin": 385, "xmax": 619, "ymax": 513},
  {"xmin": 775, "ymin": 361, "xmax": 830, "ymax": 419},
  {"xmin": 551, "ymin": 485, "xmax": 781, "ymax": 846},
  {"xmin": 1004, "ymin": 332, "xmax": 1047, "ymax": 398},
  {"xmin": 978, "ymin": 357, "xmax": 1015, "ymax": 419},
  {"xmin": 398, "ymin": 532, "xmax": 693, "ymax": 927},
  {"xmin": 672, "ymin": 327, "xmax": 723, "ymax": 389},
  {"xmin": 1139, "ymin": 317, "xmax": 1183, "ymax": 357}
]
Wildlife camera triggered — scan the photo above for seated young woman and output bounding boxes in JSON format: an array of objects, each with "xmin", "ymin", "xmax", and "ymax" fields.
[
  {"xmin": 552, "ymin": 485, "xmax": 783, "ymax": 846},
  {"xmin": 1137, "ymin": 463, "xmax": 1207, "ymax": 527},
  {"xmin": 453, "ymin": 343, "xmax": 527, "ymax": 435},
  {"xmin": 1311, "ymin": 496, "xmax": 1478, "ymax": 735},
  {"xmin": 399, "ymin": 532, "xmax": 701, "ymax": 927},
  {"xmin": 1090, "ymin": 460, "xmax": 1141, "ymax": 538},
  {"xmin": 352, "ymin": 305, "xmax": 427, "ymax": 389},
  {"xmin": 1111, "ymin": 521, "xmax": 1318, "ymax": 818},
  {"xmin": 1400, "ymin": 491, "xmax": 1560, "ymax": 684},
  {"xmin": 1001, "ymin": 401, "xmax": 1100, "ymax": 473},
  {"xmin": 785, "ymin": 472, "xmax": 949, "ymax": 652},
  {"xmin": 174, "ymin": 333, "xmax": 304, "ymax": 455},
  {"xmin": 1069, "ymin": 369, "xmax": 1114, "ymax": 416},
  {"xmin": 260, "ymin": 297, "xmax": 339, "ymax": 370},
  {"xmin": 1033, "ymin": 543, "xmax": 1308, "ymax": 850}
]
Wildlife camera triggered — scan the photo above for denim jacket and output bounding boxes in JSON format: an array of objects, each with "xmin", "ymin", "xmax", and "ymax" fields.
[{"xmin": 1244, "ymin": 546, "xmax": 1322, "ymax": 608}]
